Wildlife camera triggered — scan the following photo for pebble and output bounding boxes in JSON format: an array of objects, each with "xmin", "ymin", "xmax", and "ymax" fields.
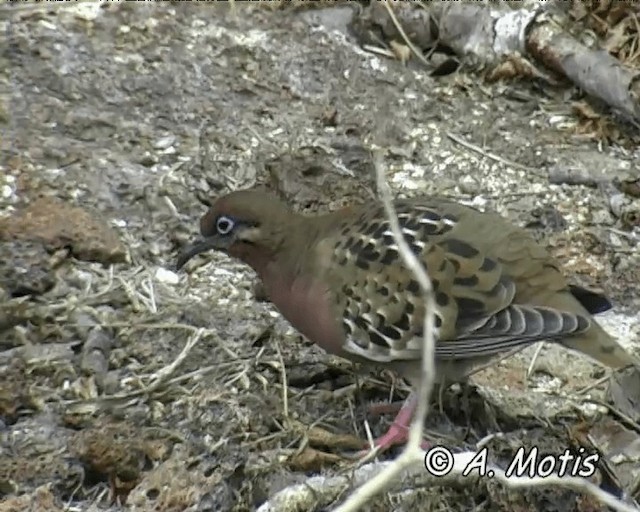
[{"xmin": 155, "ymin": 267, "xmax": 179, "ymax": 285}]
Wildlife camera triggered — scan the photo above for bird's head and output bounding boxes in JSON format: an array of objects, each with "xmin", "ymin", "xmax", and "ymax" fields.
[{"xmin": 176, "ymin": 190, "xmax": 296, "ymax": 274}]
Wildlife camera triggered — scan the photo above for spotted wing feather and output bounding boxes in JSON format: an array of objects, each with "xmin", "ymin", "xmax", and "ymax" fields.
[{"xmin": 324, "ymin": 200, "xmax": 591, "ymax": 363}]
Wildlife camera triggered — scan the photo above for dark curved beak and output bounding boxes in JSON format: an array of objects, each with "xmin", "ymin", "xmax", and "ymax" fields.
[{"xmin": 175, "ymin": 236, "xmax": 230, "ymax": 270}]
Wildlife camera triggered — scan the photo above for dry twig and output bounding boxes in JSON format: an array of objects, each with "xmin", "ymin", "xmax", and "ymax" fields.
[
  {"xmin": 333, "ymin": 149, "xmax": 438, "ymax": 511},
  {"xmin": 446, "ymin": 131, "xmax": 545, "ymax": 177},
  {"xmin": 258, "ymin": 454, "xmax": 639, "ymax": 512},
  {"xmin": 380, "ymin": 1, "xmax": 431, "ymax": 68}
]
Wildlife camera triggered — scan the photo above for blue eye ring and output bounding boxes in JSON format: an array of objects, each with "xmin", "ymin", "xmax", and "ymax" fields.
[{"xmin": 216, "ymin": 215, "xmax": 235, "ymax": 235}]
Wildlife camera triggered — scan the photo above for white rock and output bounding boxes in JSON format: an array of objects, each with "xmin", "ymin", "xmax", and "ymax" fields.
[{"xmin": 155, "ymin": 267, "xmax": 179, "ymax": 285}]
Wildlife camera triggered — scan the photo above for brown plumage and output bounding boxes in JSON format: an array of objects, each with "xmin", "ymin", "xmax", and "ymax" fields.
[{"xmin": 176, "ymin": 189, "xmax": 639, "ymax": 452}]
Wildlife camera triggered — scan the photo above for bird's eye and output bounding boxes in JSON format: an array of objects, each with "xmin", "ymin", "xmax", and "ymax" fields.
[{"xmin": 216, "ymin": 215, "xmax": 235, "ymax": 235}]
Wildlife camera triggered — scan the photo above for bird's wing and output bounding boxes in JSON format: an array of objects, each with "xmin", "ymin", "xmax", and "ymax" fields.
[{"xmin": 324, "ymin": 201, "xmax": 590, "ymax": 364}]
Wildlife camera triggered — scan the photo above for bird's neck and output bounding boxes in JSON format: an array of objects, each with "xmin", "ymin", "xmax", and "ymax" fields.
[
  {"xmin": 278, "ymin": 210, "xmax": 344, "ymax": 278},
  {"xmin": 237, "ymin": 210, "xmax": 342, "ymax": 285},
  {"xmin": 231, "ymin": 244, "xmax": 276, "ymax": 280}
]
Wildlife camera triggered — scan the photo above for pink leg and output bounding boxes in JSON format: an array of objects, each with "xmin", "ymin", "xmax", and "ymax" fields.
[{"xmin": 363, "ymin": 392, "xmax": 430, "ymax": 454}]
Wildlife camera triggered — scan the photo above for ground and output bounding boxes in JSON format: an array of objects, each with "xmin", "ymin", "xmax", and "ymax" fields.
[{"xmin": 1, "ymin": 2, "xmax": 639, "ymax": 511}]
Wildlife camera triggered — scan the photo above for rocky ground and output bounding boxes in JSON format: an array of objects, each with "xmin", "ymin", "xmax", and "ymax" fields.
[{"xmin": 1, "ymin": 2, "xmax": 639, "ymax": 511}]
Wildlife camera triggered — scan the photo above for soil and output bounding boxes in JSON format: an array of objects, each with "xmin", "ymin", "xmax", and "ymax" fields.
[{"xmin": 1, "ymin": 2, "xmax": 639, "ymax": 511}]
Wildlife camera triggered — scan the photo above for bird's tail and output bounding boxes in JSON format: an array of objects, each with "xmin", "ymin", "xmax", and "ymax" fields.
[
  {"xmin": 546, "ymin": 291, "xmax": 640, "ymax": 369},
  {"xmin": 562, "ymin": 320, "xmax": 639, "ymax": 369}
]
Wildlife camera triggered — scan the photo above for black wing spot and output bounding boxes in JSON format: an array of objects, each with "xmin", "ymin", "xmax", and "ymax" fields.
[
  {"xmin": 341, "ymin": 237, "xmax": 355, "ymax": 251},
  {"xmin": 354, "ymin": 317, "xmax": 368, "ymax": 330},
  {"xmin": 378, "ymin": 286, "xmax": 390, "ymax": 297},
  {"xmin": 349, "ymin": 238, "xmax": 364, "ymax": 255},
  {"xmin": 439, "ymin": 223, "xmax": 454, "ymax": 234},
  {"xmin": 409, "ymin": 241, "xmax": 423, "ymax": 256},
  {"xmin": 415, "ymin": 314, "xmax": 442, "ymax": 332},
  {"xmin": 395, "ymin": 313, "xmax": 411, "ymax": 331},
  {"xmin": 436, "ymin": 291, "xmax": 450, "ymax": 307},
  {"xmin": 453, "ymin": 275, "xmax": 479, "ymax": 287},
  {"xmin": 359, "ymin": 244, "xmax": 381, "ymax": 262},
  {"xmin": 421, "ymin": 223, "xmax": 441, "ymax": 236},
  {"xmin": 382, "ymin": 234, "xmax": 395, "ymax": 246},
  {"xmin": 355, "ymin": 259, "xmax": 370, "ymax": 270},
  {"xmin": 364, "ymin": 222, "xmax": 380, "ymax": 236},
  {"xmin": 421, "ymin": 210, "xmax": 441, "ymax": 222},
  {"xmin": 406, "ymin": 280, "xmax": 420, "ymax": 295},
  {"xmin": 443, "ymin": 239, "xmax": 480, "ymax": 259},
  {"xmin": 479, "ymin": 257, "xmax": 497, "ymax": 272},
  {"xmin": 402, "ymin": 219, "xmax": 421, "ymax": 232},
  {"xmin": 456, "ymin": 296, "xmax": 485, "ymax": 314},
  {"xmin": 369, "ymin": 330, "xmax": 388, "ymax": 347},
  {"xmin": 362, "ymin": 242, "xmax": 376, "ymax": 252},
  {"xmin": 379, "ymin": 324, "xmax": 403, "ymax": 340},
  {"xmin": 380, "ymin": 249, "xmax": 399, "ymax": 265},
  {"xmin": 402, "ymin": 231, "xmax": 416, "ymax": 244},
  {"xmin": 373, "ymin": 224, "xmax": 388, "ymax": 238}
]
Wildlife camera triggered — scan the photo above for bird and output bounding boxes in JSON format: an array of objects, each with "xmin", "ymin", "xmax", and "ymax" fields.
[{"xmin": 176, "ymin": 189, "xmax": 639, "ymax": 453}]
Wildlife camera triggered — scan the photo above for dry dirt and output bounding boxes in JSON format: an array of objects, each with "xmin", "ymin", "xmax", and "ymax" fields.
[{"xmin": 1, "ymin": 2, "xmax": 639, "ymax": 511}]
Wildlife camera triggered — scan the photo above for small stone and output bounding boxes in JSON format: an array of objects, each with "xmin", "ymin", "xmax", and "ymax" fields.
[
  {"xmin": 153, "ymin": 135, "xmax": 176, "ymax": 150},
  {"xmin": 155, "ymin": 267, "xmax": 179, "ymax": 285},
  {"xmin": 458, "ymin": 175, "xmax": 479, "ymax": 195},
  {"xmin": 139, "ymin": 152, "xmax": 158, "ymax": 167}
]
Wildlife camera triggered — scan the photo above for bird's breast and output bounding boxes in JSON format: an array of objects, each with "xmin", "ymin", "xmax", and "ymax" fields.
[{"xmin": 261, "ymin": 272, "xmax": 347, "ymax": 356}]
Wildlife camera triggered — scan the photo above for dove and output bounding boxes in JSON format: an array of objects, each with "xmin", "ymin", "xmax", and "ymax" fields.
[{"xmin": 177, "ymin": 190, "xmax": 638, "ymax": 452}]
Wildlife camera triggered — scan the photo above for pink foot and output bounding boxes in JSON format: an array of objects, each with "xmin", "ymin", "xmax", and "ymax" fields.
[{"xmin": 360, "ymin": 393, "xmax": 430, "ymax": 456}]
